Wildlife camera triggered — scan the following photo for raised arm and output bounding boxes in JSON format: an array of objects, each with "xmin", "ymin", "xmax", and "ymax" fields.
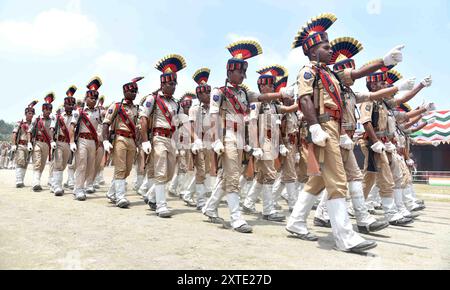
[
  {"xmin": 403, "ymin": 115, "xmax": 423, "ymax": 129},
  {"xmin": 280, "ymin": 103, "xmax": 299, "ymax": 114},
  {"xmin": 409, "ymin": 122, "xmax": 427, "ymax": 133},
  {"xmin": 351, "ymin": 45, "xmax": 405, "ymax": 81}
]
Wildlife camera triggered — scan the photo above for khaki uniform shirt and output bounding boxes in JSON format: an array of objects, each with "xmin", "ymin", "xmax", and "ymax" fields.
[
  {"xmin": 13, "ymin": 119, "xmax": 31, "ymax": 143},
  {"xmin": 104, "ymin": 102, "xmax": 138, "ymax": 135},
  {"xmin": 28, "ymin": 114, "xmax": 54, "ymax": 140},
  {"xmin": 71, "ymin": 107, "xmax": 102, "ymax": 135},
  {"xmin": 297, "ymin": 62, "xmax": 343, "ymax": 112},
  {"xmin": 139, "ymin": 92, "xmax": 179, "ymax": 130},
  {"xmin": 189, "ymin": 103, "xmax": 212, "ymax": 141},
  {"xmin": 51, "ymin": 111, "xmax": 73, "ymax": 141}
]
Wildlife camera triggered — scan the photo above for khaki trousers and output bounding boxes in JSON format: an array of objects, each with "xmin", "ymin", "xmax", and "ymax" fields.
[
  {"xmin": 361, "ymin": 144, "xmax": 394, "ymax": 198},
  {"xmin": 296, "ymin": 145, "xmax": 309, "ymax": 184},
  {"xmin": 153, "ymin": 135, "xmax": 177, "ymax": 184},
  {"xmin": 280, "ymin": 142, "xmax": 298, "ymax": 183},
  {"xmin": 16, "ymin": 145, "xmax": 29, "ymax": 169},
  {"xmin": 54, "ymin": 142, "xmax": 71, "ymax": 171},
  {"xmin": 304, "ymin": 121, "xmax": 348, "ymax": 200},
  {"xmin": 94, "ymin": 146, "xmax": 105, "ymax": 178},
  {"xmin": 113, "ymin": 136, "xmax": 136, "ymax": 180},
  {"xmin": 32, "ymin": 141, "xmax": 49, "ymax": 173},
  {"xmin": 341, "ymin": 148, "xmax": 363, "ymax": 182},
  {"xmin": 75, "ymin": 138, "xmax": 96, "ymax": 191},
  {"xmin": 193, "ymin": 149, "xmax": 206, "ymax": 184},
  {"xmin": 218, "ymin": 140, "xmax": 243, "ymax": 193}
]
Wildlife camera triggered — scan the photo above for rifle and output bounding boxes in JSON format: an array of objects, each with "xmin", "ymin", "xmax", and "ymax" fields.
[
  {"xmin": 27, "ymin": 118, "xmax": 38, "ymax": 164},
  {"xmin": 9, "ymin": 122, "xmax": 22, "ymax": 161},
  {"xmin": 68, "ymin": 102, "xmax": 86, "ymax": 165},
  {"xmin": 367, "ymin": 140, "xmax": 378, "ymax": 173},
  {"xmin": 104, "ymin": 99, "xmax": 122, "ymax": 166},
  {"xmin": 306, "ymin": 58, "xmax": 323, "ymax": 177},
  {"xmin": 51, "ymin": 113, "xmax": 61, "ymax": 162},
  {"xmin": 367, "ymin": 101, "xmax": 380, "ymax": 173},
  {"xmin": 306, "ymin": 130, "xmax": 321, "ymax": 176},
  {"xmin": 212, "ymin": 79, "xmax": 228, "ymax": 173}
]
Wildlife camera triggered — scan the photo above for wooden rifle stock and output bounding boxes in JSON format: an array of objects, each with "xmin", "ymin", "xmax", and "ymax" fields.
[
  {"xmin": 367, "ymin": 141, "xmax": 378, "ymax": 173},
  {"xmin": 306, "ymin": 142, "xmax": 321, "ymax": 177}
]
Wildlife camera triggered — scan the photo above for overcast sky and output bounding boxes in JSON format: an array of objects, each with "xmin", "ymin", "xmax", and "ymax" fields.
[{"xmin": 1, "ymin": 0, "xmax": 449, "ymax": 122}]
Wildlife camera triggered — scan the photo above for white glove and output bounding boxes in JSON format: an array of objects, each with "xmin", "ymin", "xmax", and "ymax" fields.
[
  {"xmin": 252, "ymin": 148, "xmax": 264, "ymax": 160},
  {"xmin": 191, "ymin": 139, "xmax": 203, "ymax": 155},
  {"xmin": 295, "ymin": 153, "xmax": 301, "ymax": 164},
  {"xmin": 309, "ymin": 124, "xmax": 329, "ymax": 147},
  {"xmin": 279, "ymin": 144, "xmax": 289, "ymax": 156},
  {"xmin": 70, "ymin": 143, "xmax": 77, "ymax": 153},
  {"xmin": 427, "ymin": 118, "xmax": 436, "ymax": 125},
  {"xmin": 180, "ymin": 149, "xmax": 186, "ymax": 157},
  {"xmin": 243, "ymin": 145, "xmax": 253, "ymax": 153},
  {"xmin": 212, "ymin": 140, "xmax": 224, "ymax": 156},
  {"xmin": 421, "ymin": 75, "xmax": 432, "ymax": 88},
  {"xmin": 384, "ymin": 142, "xmax": 396, "ymax": 153},
  {"xmin": 11, "ymin": 145, "xmax": 17, "ymax": 152},
  {"xmin": 396, "ymin": 78, "xmax": 416, "ymax": 91},
  {"xmin": 103, "ymin": 140, "xmax": 113, "ymax": 153},
  {"xmin": 339, "ymin": 134, "xmax": 354, "ymax": 151},
  {"xmin": 371, "ymin": 141, "xmax": 386, "ymax": 154},
  {"xmin": 406, "ymin": 159, "xmax": 414, "ymax": 166},
  {"xmin": 142, "ymin": 141, "xmax": 152, "ymax": 154},
  {"xmin": 175, "ymin": 149, "xmax": 180, "ymax": 156},
  {"xmin": 27, "ymin": 142, "xmax": 33, "ymax": 151},
  {"xmin": 280, "ymin": 86, "xmax": 295, "ymax": 98},
  {"xmin": 424, "ymin": 102, "xmax": 436, "ymax": 113},
  {"xmin": 50, "ymin": 141, "xmax": 57, "ymax": 150},
  {"xmin": 383, "ymin": 44, "xmax": 405, "ymax": 66},
  {"xmin": 432, "ymin": 141, "xmax": 440, "ymax": 147}
]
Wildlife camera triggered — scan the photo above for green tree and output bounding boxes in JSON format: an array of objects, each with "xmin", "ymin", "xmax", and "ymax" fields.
[{"xmin": 0, "ymin": 119, "xmax": 14, "ymax": 142}]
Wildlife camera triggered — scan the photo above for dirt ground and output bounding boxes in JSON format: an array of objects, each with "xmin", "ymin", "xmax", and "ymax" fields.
[{"xmin": 0, "ymin": 167, "xmax": 449, "ymax": 270}]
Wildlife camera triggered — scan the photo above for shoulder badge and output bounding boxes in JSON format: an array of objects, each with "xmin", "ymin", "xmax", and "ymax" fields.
[
  {"xmin": 304, "ymin": 72, "xmax": 313, "ymax": 80},
  {"xmin": 213, "ymin": 95, "xmax": 220, "ymax": 102}
]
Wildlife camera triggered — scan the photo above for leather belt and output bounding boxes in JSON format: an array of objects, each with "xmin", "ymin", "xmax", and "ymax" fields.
[
  {"xmin": 318, "ymin": 109, "xmax": 341, "ymax": 123},
  {"xmin": 116, "ymin": 129, "xmax": 135, "ymax": 139},
  {"xmin": 58, "ymin": 135, "xmax": 69, "ymax": 143},
  {"xmin": 36, "ymin": 136, "xmax": 48, "ymax": 143},
  {"xmin": 153, "ymin": 127, "xmax": 173, "ymax": 138},
  {"xmin": 79, "ymin": 132, "xmax": 96, "ymax": 141}
]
